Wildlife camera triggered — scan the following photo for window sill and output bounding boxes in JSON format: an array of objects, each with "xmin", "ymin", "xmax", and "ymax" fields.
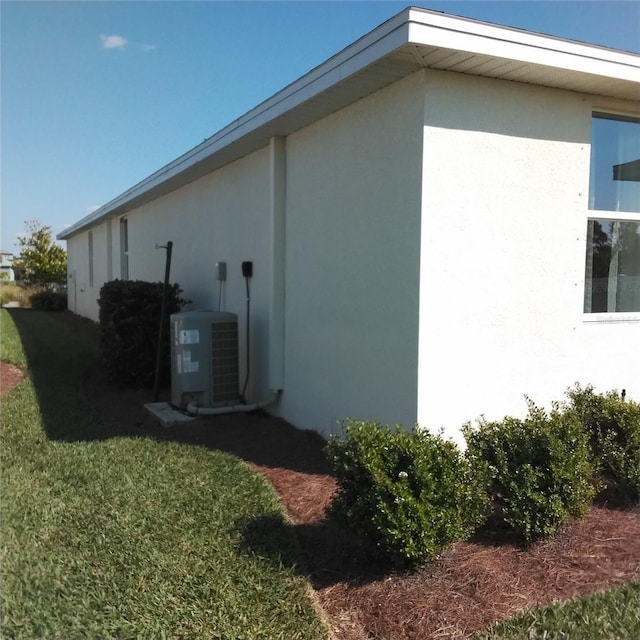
[{"xmin": 583, "ymin": 312, "xmax": 640, "ymax": 323}]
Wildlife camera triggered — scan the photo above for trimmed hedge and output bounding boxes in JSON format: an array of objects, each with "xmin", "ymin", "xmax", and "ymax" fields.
[
  {"xmin": 29, "ymin": 290, "xmax": 67, "ymax": 310},
  {"xmin": 325, "ymin": 419, "xmax": 489, "ymax": 567},
  {"xmin": 324, "ymin": 386, "xmax": 638, "ymax": 569},
  {"xmin": 463, "ymin": 401, "xmax": 596, "ymax": 543},
  {"xmin": 566, "ymin": 384, "xmax": 640, "ymax": 501},
  {"xmin": 98, "ymin": 280, "xmax": 188, "ymax": 388}
]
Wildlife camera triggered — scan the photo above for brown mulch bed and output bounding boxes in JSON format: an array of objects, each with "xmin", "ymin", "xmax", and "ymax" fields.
[
  {"xmin": 0, "ymin": 361, "xmax": 24, "ymax": 396},
  {"xmin": 2, "ymin": 311, "xmax": 639, "ymax": 639}
]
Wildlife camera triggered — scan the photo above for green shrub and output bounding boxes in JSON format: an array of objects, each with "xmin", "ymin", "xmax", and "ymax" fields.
[
  {"xmin": 325, "ymin": 419, "xmax": 489, "ymax": 568},
  {"xmin": 463, "ymin": 401, "xmax": 596, "ymax": 543},
  {"xmin": 29, "ymin": 290, "xmax": 67, "ymax": 310},
  {"xmin": 565, "ymin": 384, "xmax": 640, "ymax": 501},
  {"xmin": 98, "ymin": 280, "xmax": 188, "ymax": 388}
]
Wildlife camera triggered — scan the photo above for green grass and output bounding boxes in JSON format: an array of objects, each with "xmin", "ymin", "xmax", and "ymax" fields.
[
  {"xmin": 0, "ymin": 309, "xmax": 329, "ymax": 640},
  {"xmin": 474, "ymin": 582, "xmax": 640, "ymax": 639},
  {"xmin": 4, "ymin": 309, "xmax": 637, "ymax": 640}
]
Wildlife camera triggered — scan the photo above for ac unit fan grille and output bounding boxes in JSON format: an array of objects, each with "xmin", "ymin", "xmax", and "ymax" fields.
[{"xmin": 210, "ymin": 322, "xmax": 239, "ymax": 403}]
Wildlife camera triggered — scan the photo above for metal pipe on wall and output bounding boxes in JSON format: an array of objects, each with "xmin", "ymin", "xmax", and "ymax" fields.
[{"xmin": 153, "ymin": 240, "xmax": 173, "ymax": 402}]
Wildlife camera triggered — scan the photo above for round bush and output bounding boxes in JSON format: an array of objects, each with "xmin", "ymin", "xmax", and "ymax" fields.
[
  {"xmin": 463, "ymin": 400, "xmax": 596, "ymax": 543},
  {"xmin": 566, "ymin": 384, "xmax": 640, "ymax": 501},
  {"xmin": 325, "ymin": 419, "xmax": 489, "ymax": 568},
  {"xmin": 29, "ymin": 290, "xmax": 67, "ymax": 310},
  {"xmin": 98, "ymin": 279, "xmax": 188, "ymax": 387}
]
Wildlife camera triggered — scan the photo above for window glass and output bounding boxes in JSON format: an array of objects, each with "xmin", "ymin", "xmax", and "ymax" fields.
[
  {"xmin": 120, "ymin": 218, "xmax": 129, "ymax": 280},
  {"xmin": 584, "ymin": 219, "xmax": 640, "ymax": 313},
  {"xmin": 88, "ymin": 231, "xmax": 94, "ymax": 288},
  {"xmin": 589, "ymin": 114, "xmax": 640, "ymax": 213}
]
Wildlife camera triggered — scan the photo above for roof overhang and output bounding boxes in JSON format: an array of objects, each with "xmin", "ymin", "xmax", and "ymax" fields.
[{"xmin": 59, "ymin": 6, "xmax": 640, "ymax": 240}]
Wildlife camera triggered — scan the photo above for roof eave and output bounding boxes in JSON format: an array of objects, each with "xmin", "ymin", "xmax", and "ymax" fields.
[{"xmin": 58, "ymin": 6, "xmax": 640, "ymax": 241}]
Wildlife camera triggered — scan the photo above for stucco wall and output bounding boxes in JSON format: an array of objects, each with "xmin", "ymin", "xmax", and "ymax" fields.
[
  {"xmin": 124, "ymin": 147, "xmax": 273, "ymax": 401},
  {"xmin": 418, "ymin": 70, "xmax": 640, "ymax": 444},
  {"xmin": 66, "ymin": 73, "xmax": 425, "ymax": 434},
  {"xmin": 67, "ymin": 220, "xmax": 121, "ymax": 322},
  {"xmin": 65, "ymin": 65, "xmax": 638, "ymax": 443},
  {"xmin": 282, "ymin": 71, "xmax": 426, "ymax": 436},
  {"xmin": 66, "ymin": 222, "xmax": 112, "ymax": 319},
  {"xmin": 70, "ymin": 148, "xmax": 273, "ymax": 401},
  {"xmin": 66, "ymin": 233, "xmax": 84, "ymax": 316}
]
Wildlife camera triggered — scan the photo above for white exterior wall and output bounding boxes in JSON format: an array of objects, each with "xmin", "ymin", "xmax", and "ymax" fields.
[
  {"xmin": 68, "ymin": 148, "xmax": 272, "ymax": 401},
  {"xmin": 66, "ymin": 74, "xmax": 425, "ymax": 434},
  {"xmin": 418, "ymin": 70, "xmax": 640, "ymax": 444},
  {"xmin": 282, "ymin": 72, "xmax": 425, "ymax": 436},
  {"xmin": 116, "ymin": 148, "xmax": 272, "ymax": 401},
  {"xmin": 66, "ymin": 233, "xmax": 84, "ymax": 316},
  {"xmin": 1, "ymin": 253, "xmax": 15, "ymax": 281},
  {"xmin": 64, "ymin": 63, "xmax": 638, "ymax": 443},
  {"xmin": 66, "ymin": 221, "xmax": 112, "ymax": 319}
]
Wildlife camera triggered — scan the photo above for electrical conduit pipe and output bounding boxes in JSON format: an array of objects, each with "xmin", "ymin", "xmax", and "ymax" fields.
[{"xmin": 186, "ymin": 390, "xmax": 281, "ymax": 416}]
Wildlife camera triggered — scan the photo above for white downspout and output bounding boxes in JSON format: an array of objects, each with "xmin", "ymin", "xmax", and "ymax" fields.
[{"xmin": 269, "ymin": 136, "xmax": 286, "ymax": 393}]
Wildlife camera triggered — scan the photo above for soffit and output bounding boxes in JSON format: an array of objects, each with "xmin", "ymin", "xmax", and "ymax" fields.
[{"xmin": 393, "ymin": 44, "xmax": 639, "ymax": 101}]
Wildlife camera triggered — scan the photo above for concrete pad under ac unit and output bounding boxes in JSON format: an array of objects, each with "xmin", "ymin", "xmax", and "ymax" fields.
[{"xmin": 144, "ymin": 402, "xmax": 198, "ymax": 427}]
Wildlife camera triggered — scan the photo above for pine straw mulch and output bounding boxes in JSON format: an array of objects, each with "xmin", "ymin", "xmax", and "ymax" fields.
[
  {"xmin": 0, "ymin": 360, "xmax": 24, "ymax": 396},
  {"xmin": 2, "ymin": 315, "xmax": 639, "ymax": 640}
]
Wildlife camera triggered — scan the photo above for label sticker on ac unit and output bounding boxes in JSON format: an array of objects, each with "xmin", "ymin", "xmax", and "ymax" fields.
[
  {"xmin": 182, "ymin": 350, "xmax": 200, "ymax": 373},
  {"xmin": 179, "ymin": 329, "xmax": 200, "ymax": 345}
]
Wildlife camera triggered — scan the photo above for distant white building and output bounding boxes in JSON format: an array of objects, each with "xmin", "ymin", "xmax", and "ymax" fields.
[
  {"xmin": 0, "ymin": 251, "xmax": 15, "ymax": 282},
  {"xmin": 59, "ymin": 7, "xmax": 640, "ymax": 443}
]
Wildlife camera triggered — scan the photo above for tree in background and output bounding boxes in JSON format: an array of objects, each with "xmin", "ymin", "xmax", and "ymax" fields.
[{"xmin": 13, "ymin": 220, "xmax": 67, "ymax": 290}]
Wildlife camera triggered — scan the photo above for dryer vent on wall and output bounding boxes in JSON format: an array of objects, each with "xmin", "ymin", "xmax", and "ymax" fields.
[{"xmin": 170, "ymin": 310, "xmax": 240, "ymax": 410}]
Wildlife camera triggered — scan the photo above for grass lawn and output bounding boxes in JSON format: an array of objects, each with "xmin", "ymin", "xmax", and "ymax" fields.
[
  {"xmin": 0, "ymin": 309, "xmax": 329, "ymax": 640},
  {"xmin": 475, "ymin": 582, "xmax": 640, "ymax": 640},
  {"xmin": 2, "ymin": 307, "xmax": 638, "ymax": 640}
]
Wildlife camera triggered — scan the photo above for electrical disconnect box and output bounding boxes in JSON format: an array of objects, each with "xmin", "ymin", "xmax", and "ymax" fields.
[
  {"xmin": 242, "ymin": 261, "xmax": 253, "ymax": 278},
  {"xmin": 170, "ymin": 310, "xmax": 240, "ymax": 409}
]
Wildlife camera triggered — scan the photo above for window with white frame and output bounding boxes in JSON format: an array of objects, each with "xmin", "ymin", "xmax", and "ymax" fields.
[
  {"xmin": 120, "ymin": 218, "xmax": 129, "ymax": 280},
  {"xmin": 88, "ymin": 230, "xmax": 94, "ymax": 288},
  {"xmin": 584, "ymin": 113, "xmax": 640, "ymax": 314}
]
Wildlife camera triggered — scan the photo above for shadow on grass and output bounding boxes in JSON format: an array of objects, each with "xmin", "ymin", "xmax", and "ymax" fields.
[
  {"xmin": 5, "ymin": 307, "xmax": 368, "ymax": 587},
  {"xmin": 5, "ymin": 308, "xmax": 153, "ymax": 441},
  {"xmin": 236, "ymin": 513, "xmax": 394, "ymax": 589},
  {"xmin": 4, "ymin": 307, "xmax": 331, "ymax": 475}
]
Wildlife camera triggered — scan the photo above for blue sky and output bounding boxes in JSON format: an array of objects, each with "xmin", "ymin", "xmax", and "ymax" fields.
[{"xmin": 2, "ymin": 1, "xmax": 639, "ymax": 252}]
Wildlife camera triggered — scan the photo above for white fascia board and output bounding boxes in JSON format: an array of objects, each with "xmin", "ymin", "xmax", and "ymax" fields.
[{"xmin": 407, "ymin": 8, "xmax": 640, "ymax": 82}]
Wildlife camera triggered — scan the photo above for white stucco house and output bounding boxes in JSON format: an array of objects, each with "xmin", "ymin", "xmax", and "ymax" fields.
[
  {"xmin": 59, "ymin": 7, "xmax": 640, "ymax": 444},
  {"xmin": 1, "ymin": 251, "xmax": 16, "ymax": 281}
]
